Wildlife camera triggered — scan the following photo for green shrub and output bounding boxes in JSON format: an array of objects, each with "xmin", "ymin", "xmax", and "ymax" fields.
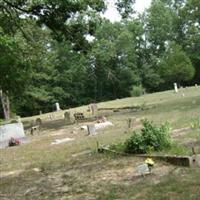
[
  {"xmin": 124, "ymin": 119, "xmax": 172, "ymax": 154},
  {"xmin": 131, "ymin": 85, "xmax": 145, "ymax": 97},
  {"xmin": 110, "ymin": 143, "xmax": 126, "ymax": 152}
]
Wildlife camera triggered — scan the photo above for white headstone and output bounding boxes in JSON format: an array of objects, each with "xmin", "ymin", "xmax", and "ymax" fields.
[
  {"xmin": 55, "ymin": 102, "xmax": 61, "ymax": 111},
  {"xmin": 0, "ymin": 123, "xmax": 25, "ymax": 148},
  {"xmin": 174, "ymin": 83, "xmax": 178, "ymax": 93},
  {"xmin": 195, "ymin": 84, "xmax": 198, "ymax": 88}
]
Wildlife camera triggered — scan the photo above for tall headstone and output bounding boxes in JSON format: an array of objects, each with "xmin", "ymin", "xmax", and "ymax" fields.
[
  {"xmin": 55, "ymin": 102, "xmax": 61, "ymax": 111},
  {"xmin": 174, "ymin": 83, "xmax": 178, "ymax": 93}
]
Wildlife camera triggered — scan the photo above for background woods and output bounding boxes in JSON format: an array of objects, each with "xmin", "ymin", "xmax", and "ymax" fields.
[{"xmin": 0, "ymin": 0, "xmax": 199, "ymax": 118}]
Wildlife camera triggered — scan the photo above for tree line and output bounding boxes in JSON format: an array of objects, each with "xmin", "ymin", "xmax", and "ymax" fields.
[{"xmin": 0, "ymin": 0, "xmax": 199, "ymax": 118}]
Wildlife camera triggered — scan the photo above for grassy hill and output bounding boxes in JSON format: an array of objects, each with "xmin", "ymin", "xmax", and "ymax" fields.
[{"xmin": 1, "ymin": 86, "xmax": 200, "ymax": 200}]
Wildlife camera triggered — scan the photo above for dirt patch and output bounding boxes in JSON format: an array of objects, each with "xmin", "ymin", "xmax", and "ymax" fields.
[
  {"xmin": 172, "ymin": 127, "xmax": 191, "ymax": 138},
  {"xmin": 0, "ymin": 169, "xmax": 24, "ymax": 179}
]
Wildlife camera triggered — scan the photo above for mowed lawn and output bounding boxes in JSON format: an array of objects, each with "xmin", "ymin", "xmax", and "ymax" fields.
[{"xmin": 0, "ymin": 86, "xmax": 200, "ymax": 200}]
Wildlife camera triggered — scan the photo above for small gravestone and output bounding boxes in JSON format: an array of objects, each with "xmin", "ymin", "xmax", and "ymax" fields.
[
  {"xmin": 64, "ymin": 112, "xmax": 71, "ymax": 124},
  {"xmin": 90, "ymin": 103, "xmax": 98, "ymax": 115},
  {"xmin": 137, "ymin": 163, "xmax": 150, "ymax": 175},
  {"xmin": 0, "ymin": 123, "xmax": 25, "ymax": 148},
  {"xmin": 87, "ymin": 124, "xmax": 96, "ymax": 135},
  {"xmin": 195, "ymin": 84, "xmax": 198, "ymax": 88},
  {"xmin": 16, "ymin": 116, "xmax": 21, "ymax": 123},
  {"xmin": 55, "ymin": 102, "xmax": 61, "ymax": 111},
  {"xmin": 35, "ymin": 118, "xmax": 42, "ymax": 126},
  {"xmin": 128, "ymin": 117, "xmax": 136, "ymax": 128},
  {"xmin": 174, "ymin": 83, "xmax": 178, "ymax": 93}
]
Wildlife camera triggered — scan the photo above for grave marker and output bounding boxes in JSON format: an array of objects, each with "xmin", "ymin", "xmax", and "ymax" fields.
[
  {"xmin": 128, "ymin": 117, "xmax": 136, "ymax": 128},
  {"xmin": 0, "ymin": 123, "xmax": 25, "ymax": 148},
  {"xmin": 64, "ymin": 112, "xmax": 71, "ymax": 124},
  {"xmin": 90, "ymin": 103, "xmax": 98, "ymax": 115},
  {"xmin": 55, "ymin": 102, "xmax": 61, "ymax": 111},
  {"xmin": 174, "ymin": 83, "xmax": 178, "ymax": 93},
  {"xmin": 137, "ymin": 163, "xmax": 150, "ymax": 175},
  {"xmin": 87, "ymin": 124, "xmax": 96, "ymax": 135}
]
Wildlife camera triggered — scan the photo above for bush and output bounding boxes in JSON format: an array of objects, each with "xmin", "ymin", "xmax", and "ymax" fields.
[
  {"xmin": 124, "ymin": 119, "xmax": 172, "ymax": 154},
  {"xmin": 131, "ymin": 85, "xmax": 145, "ymax": 97}
]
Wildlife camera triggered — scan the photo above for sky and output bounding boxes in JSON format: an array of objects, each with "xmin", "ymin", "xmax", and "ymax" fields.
[{"xmin": 104, "ymin": 0, "xmax": 152, "ymax": 22}]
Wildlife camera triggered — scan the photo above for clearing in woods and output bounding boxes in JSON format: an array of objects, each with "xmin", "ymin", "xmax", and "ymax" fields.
[{"xmin": 1, "ymin": 87, "xmax": 200, "ymax": 200}]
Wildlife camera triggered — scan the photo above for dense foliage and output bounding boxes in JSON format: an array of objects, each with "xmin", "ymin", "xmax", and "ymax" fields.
[
  {"xmin": 0, "ymin": 0, "xmax": 199, "ymax": 117},
  {"xmin": 125, "ymin": 119, "xmax": 172, "ymax": 154}
]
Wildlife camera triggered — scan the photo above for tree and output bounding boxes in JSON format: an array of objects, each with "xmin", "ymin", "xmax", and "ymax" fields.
[
  {"xmin": 90, "ymin": 20, "xmax": 139, "ymax": 100},
  {"xmin": 145, "ymin": 0, "xmax": 178, "ymax": 56},
  {"xmin": 116, "ymin": 0, "xmax": 135, "ymax": 19},
  {"xmin": 0, "ymin": 26, "xmax": 32, "ymax": 119},
  {"xmin": 0, "ymin": 0, "xmax": 106, "ymax": 117},
  {"xmin": 178, "ymin": 0, "xmax": 200, "ymax": 84},
  {"xmin": 0, "ymin": 0, "xmax": 106, "ymax": 52},
  {"xmin": 159, "ymin": 43, "xmax": 195, "ymax": 87}
]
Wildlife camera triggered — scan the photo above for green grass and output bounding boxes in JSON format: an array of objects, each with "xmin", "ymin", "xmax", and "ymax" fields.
[{"xmin": 1, "ymin": 86, "xmax": 200, "ymax": 199}]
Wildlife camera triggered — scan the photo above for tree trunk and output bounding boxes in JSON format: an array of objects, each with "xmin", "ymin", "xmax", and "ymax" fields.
[{"xmin": 0, "ymin": 90, "xmax": 10, "ymax": 120}]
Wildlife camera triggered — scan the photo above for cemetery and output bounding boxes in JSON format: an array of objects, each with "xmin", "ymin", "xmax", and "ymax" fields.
[
  {"xmin": 0, "ymin": 86, "xmax": 200, "ymax": 199},
  {"xmin": 0, "ymin": 0, "xmax": 199, "ymax": 199}
]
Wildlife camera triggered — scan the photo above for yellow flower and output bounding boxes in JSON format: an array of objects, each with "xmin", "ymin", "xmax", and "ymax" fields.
[{"xmin": 145, "ymin": 158, "xmax": 155, "ymax": 166}]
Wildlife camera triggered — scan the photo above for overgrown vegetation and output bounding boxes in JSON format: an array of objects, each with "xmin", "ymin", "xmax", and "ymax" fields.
[
  {"xmin": 131, "ymin": 85, "xmax": 145, "ymax": 97},
  {"xmin": 110, "ymin": 119, "xmax": 172, "ymax": 154},
  {"xmin": 124, "ymin": 120, "xmax": 172, "ymax": 154}
]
